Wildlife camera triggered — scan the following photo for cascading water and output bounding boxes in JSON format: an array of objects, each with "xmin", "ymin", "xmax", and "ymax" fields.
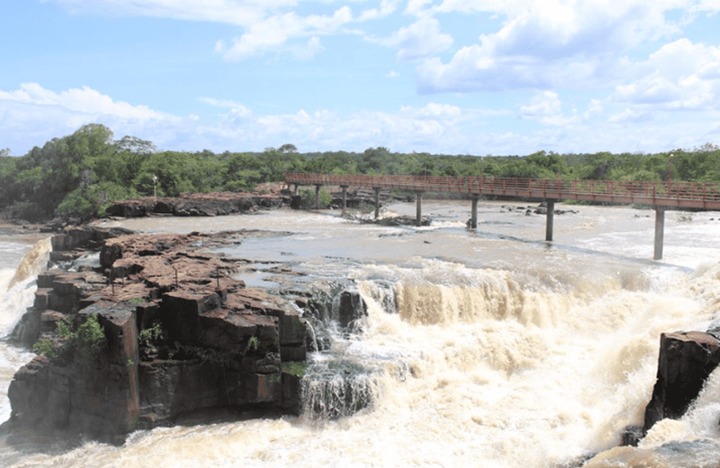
[
  {"xmin": 346, "ymin": 257, "xmax": 717, "ymax": 466},
  {"xmin": 0, "ymin": 237, "xmax": 51, "ymax": 425},
  {"xmin": 299, "ymin": 285, "xmax": 408, "ymax": 421}
]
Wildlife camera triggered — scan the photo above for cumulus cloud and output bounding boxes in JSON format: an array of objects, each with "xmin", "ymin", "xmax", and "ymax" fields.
[
  {"xmin": 215, "ymin": 6, "xmax": 352, "ymax": 60},
  {"xmin": 416, "ymin": 1, "xmax": 683, "ymax": 93},
  {"xmin": 0, "ymin": 82, "xmax": 470, "ymax": 154},
  {"xmin": 357, "ymin": 0, "xmax": 402, "ymax": 21},
  {"xmin": 0, "ymin": 82, "xmax": 168, "ymax": 120},
  {"xmin": 612, "ymin": 39, "xmax": 720, "ymax": 110},
  {"xmin": 520, "ymin": 91, "xmax": 567, "ymax": 125},
  {"xmin": 215, "ymin": 101, "xmax": 467, "ymax": 151},
  {"xmin": 53, "ymin": 1, "xmax": 359, "ymax": 61},
  {"xmin": 7, "ymin": 1, "xmax": 720, "ymax": 158},
  {"xmin": 383, "ymin": 17, "xmax": 454, "ymax": 60},
  {"xmin": 0, "ymin": 83, "xmax": 182, "ymax": 154}
]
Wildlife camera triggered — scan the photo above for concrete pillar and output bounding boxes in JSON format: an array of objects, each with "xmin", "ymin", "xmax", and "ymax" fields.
[
  {"xmin": 545, "ymin": 200, "xmax": 555, "ymax": 242},
  {"xmin": 341, "ymin": 185, "xmax": 348, "ymax": 216},
  {"xmin": 470, "ymin": 195, "xmax": 479, "ymax": 229},
  {"xmin": 654, "ymin": 207, "xmax": 665, "ymax": 260},
  {"xmin": 416, "ymin": 191, "xmax": 423, "ymax": 226},
  {"xmin": 315, "ymin": 184, "xmax": 321, "ymax": 210},
  {"xmin": 374, "ymin": 187, "xmax": 381, "ymax": 220}
]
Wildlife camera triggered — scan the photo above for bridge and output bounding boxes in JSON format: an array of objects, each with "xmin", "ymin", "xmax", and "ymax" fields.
[{"xmin": 284, "ymin": 173, "xmax": 720, "ymax": 260}]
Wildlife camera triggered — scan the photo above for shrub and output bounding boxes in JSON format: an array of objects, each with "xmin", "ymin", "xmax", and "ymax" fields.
[
  {"xmin": 31, "ymin": 315, "xmax": 106, "ymax": 366},
  {"xmin": 32, "ymin": 338, "xmax": 58, "ymax": 359},
  {"xmin": 76, "ymin": 314, "xmax": 106, "ymax": 359},
  {"xmin": 139, "ymin": 322, "xmax": 164, "ymax": 346},
  {"xmin": 298, "ymin": 187, "xmax": 332, "ymax": 209},
  {"xmin": 245, "ymin": 335, "xmax": 259, "ymax": 353}
]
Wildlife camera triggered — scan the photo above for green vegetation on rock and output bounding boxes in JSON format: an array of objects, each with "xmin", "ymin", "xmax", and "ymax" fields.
[
  {"xmin": 33, "ymin": 314, "xmax": 107, "ymax": 366},
  {"xmin": 282, "ymin": 361, "xmax": 307, "ymax": 378}
]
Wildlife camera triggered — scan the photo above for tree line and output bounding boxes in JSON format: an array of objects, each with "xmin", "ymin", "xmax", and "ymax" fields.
[{"xmin": 1, "ymin": 124, "xmax": 719, "ymax": 222}]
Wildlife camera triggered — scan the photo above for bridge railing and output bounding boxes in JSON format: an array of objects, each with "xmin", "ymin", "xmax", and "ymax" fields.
[{"xmin": 284, "ymin": 173, "xmax": 720, "ymax": 206}]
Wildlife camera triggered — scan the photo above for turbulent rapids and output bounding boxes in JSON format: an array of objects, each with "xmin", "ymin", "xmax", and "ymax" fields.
[{"xmin": 1, "ymin": 201, "xmax": 720, "ymax": 467}]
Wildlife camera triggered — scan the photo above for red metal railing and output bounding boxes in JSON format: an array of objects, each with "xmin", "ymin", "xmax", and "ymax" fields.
[{"xmin": 284, "ymin": 173, "xmax": 720, "ymax": 210}]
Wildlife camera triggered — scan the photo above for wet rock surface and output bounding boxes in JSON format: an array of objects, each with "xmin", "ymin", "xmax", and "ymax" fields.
[
  {"xmin": 643, "ymin": 331, "xmax": 720, "ymax": 432},
  {"xmin": 105, "ymin": 191, "xmax": 285, "ymax": 218},
  {"xmin": 7, "ymin": 225, "xmax": 312, "ymax": 442}
]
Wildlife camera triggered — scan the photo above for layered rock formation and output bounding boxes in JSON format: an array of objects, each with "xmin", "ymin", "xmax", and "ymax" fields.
[
  {"xmin": 8, "ymin": 226, "xmax": 308, "ymax": 442},
  {"xmin": 105, "ymin": 191, "xmax": 285, "ymax": 218}
]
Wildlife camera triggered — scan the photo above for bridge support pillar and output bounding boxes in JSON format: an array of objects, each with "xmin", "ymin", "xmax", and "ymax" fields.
[
  {"xmin": 374, "ymin": 188, "xmax": 381, "ymax": 220},
  {"xmin": 470, "ymin": 195, "xmax": 479, "ymax": 229},
  {"xmin": 545, "ymin": 200, "xmax": 555, "ymax": 242},
  {"xmin": 341, "ymin": 185, "xmax": 348, "ymax": 216},
  {"xmin": 315, "ymin": 184, "xmax": 321, "ymax": 210},
  {"xmin": 416, "ymin": 191, "xmax": 423, "ymax": 226},
  {"xmin": 654, "ymin": 207, "xmax": 665, "ymax": 260}
]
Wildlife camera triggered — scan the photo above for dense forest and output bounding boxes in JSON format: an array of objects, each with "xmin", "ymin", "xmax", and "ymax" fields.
[{"xmin": 1, "ymin": 123, "xmax": 719, "ymax": 222}]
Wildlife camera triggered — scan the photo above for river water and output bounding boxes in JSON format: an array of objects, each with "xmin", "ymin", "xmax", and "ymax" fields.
[{"xmin": 2, "ymin": 201, "xmax": 720, "ymax": 467}]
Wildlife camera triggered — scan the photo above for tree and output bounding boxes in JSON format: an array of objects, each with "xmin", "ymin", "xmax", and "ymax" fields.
[
  {"xmin": 278, "ymin": 143, "xmax": 298, "ymax": 153},
  {"xmin": 359, "ymin": 147, "xmax": 391, "ymax": 174},
  {"xmin": 115, "ymin": 135, "xmax": 156, "ymax": 155}
]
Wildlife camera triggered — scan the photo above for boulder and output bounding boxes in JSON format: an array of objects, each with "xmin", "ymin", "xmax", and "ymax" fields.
[{"xmin": 643, "ymin": 331, "xmax": 720, "ymax": 431}]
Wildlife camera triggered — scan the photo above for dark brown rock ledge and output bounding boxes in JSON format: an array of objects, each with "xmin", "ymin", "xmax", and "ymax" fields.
[
  {"xmin": 105, "ymin": 191, "xmax": 285, "ymax": 218},
  {"xmin": 643, "ymin": 331, "xmax": 720, "ymax": 432},
  {"xmin": 7, "ymin": 226, "xmax": 308, "ymax": 443}
]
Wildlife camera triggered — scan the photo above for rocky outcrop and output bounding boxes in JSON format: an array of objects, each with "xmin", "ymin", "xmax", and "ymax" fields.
[
  {"xmin": 643, "ymin": 331, "xmax": 720, "ymax": 432},
  {"xmin": 105, "ymin": 192, "xmax": 285, "ymax": 218},
  {"xmin": 8, "ymin": 226, "xmax": 308, "ymax": 442}
]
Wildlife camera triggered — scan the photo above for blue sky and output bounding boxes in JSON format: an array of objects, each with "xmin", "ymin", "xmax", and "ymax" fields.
[{"xmin": 1, "ymin": 1, "xmax": 720, "ymax": 156}]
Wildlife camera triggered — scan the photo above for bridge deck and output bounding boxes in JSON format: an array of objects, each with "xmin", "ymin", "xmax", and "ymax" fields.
[{"xmin": 285, "ymin": 173, "xmax": 720, "ymax": 210}]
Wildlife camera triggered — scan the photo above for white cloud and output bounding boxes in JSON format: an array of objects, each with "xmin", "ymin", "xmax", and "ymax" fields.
[
  {"xmin": 414, "ymin": 102, "xmax": 462, "ymax": 118},
  {"xmin": 2, "ymin": 79, "xmax": 717, "ymax": 158},
  {"xmin": 200, "ymin": 97, "xmax": 253, "ymax": 119},
  {"xmin": 53, "ymin": 1, "xmax": 354, "ymax": 61},
  {"xmin": 0, "ymin": 83, "xmax": 183, "ymax": 154},
  {"xmin": 51, "ymin": 0, "xmax": 293, "ymax": 26},
  {"xmin": 520, "ymin": 91, "xmax": 564, "ymax": 125},
  {"xmin": 612, "ymin": 39, "xmax": 720, "ymax": 110},
  {"xmin": 0, "ymin": 83, "xmax": 167, "ymax": 120},
  {"xmin": 608, "ymin": 108, "xmax": 652, "ymax": 123},
  {"xmin": 226, "ymin": 102, "xmax": 466, "ymax": 150},
  {"xmin": 692, "ymin": 0, "xmax": 720, "ymax": 13},
  {"xmin": 0, "ymin": 82, "xmax": 471, "ymax": 154},
  {"xmin": 416, "ymin": 1, "xmax": 686, "ymax": 93},
  {"xmin": 405, "ymin": 0, "xmax": 434, "ymax": 16},
  {"xmin": 358, "ymin": 0, "xmax": 402, "ymax": 21},
  {"xmin": 384, "ymin": 17, "xmax": 454, "ymax": 60},
  {"xmin": 215, "ymin": 6, "xmax": 353, "ymax": 60}
]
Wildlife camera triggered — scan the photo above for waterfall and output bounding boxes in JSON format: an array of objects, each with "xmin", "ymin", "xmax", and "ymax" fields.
[
  {"xmin": 299, "ymin": 283, "xmax": 408, "ymax": 421},
  {"xmin": 301, "ymin": 354, "xmax": 380, "ymax": 420},
  {"xmin": 1, "ymin": 238, "xmax": 51, "ymax": 335},
  {"xmin": 0, "ymin": 237, "xmax": 52, "ymax": 427},
  {"xmin": 8, "ymin": 237, "xmax": 51, "ymax": 290}
]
